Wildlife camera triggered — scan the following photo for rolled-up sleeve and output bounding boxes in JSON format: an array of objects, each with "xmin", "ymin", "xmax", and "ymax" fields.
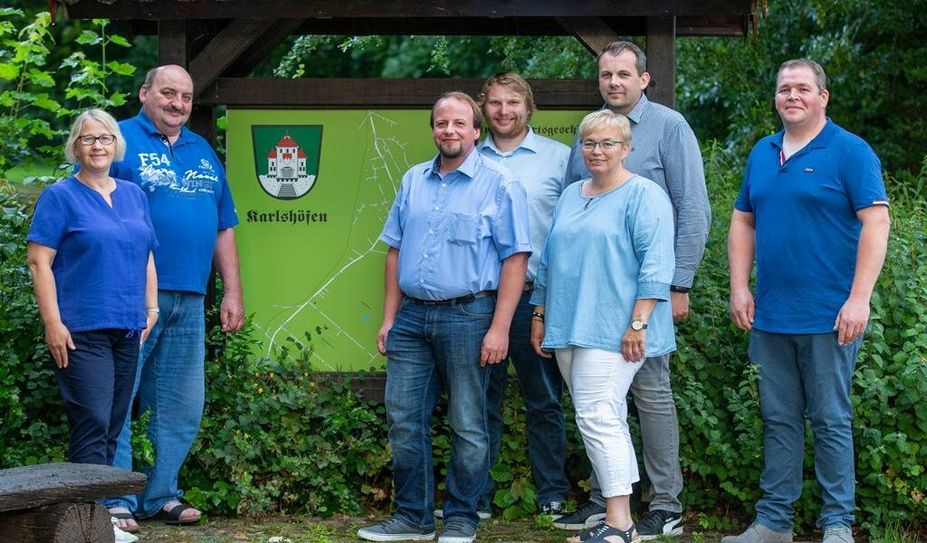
[
  {"xmin": 492, "ymin": 179, "xmax": 532, "ymax": 260},
  {"xmin": 629, "ymin": 184, "xmax": 675, "ymax": 301}
]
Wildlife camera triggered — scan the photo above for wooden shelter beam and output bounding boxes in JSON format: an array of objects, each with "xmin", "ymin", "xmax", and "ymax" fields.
[
  {"xmin": 199, "ymin": 78, "xmax": 601, "ymax": 109},
  {"xmin": 188, "ymin": 19, "xmax": 281, "ymax": 95},
  {"xmin": 646, "ymin": 16, "xmax": 676, "ymax": 107},
  {"xmin": 63, "ymin": 0, "xmax": 756, "ymax": 20},
  {"xmin": 557, "ymin": 17, "xmax": 619, "ymax": 56},
  {"xmin": 225, "ymin": 19, "xmax": 308, "ymax": 77},
  {"xmin": 157, "ymin": 20, "xmax": 191, "ymax": 66}
]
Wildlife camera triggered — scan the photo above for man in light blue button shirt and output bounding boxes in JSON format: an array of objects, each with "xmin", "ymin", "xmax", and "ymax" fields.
[
  {"xmin": 359, "ymin": 92, "xmax": 531, "ymax": 543},
  {"xmin": 475, "ymin": 72, "xmax": 571, "ymax": 519}
]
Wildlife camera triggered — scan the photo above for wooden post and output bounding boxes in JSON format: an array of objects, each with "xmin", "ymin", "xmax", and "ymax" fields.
[
  {"xmin": 646, "ymin": 16, "xmax": 677, "ymax": 108},
  {"xmin": 0, "ymin": 502, "xmax": 113, "ymax": 543}
]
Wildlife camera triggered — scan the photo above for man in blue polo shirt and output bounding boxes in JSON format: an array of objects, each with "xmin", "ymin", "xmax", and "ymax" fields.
[
  {"xmin": 725, "ymin": 59, "xmax": 890, "ymax": 543},
  {"xmin": 474, "ymin": 72, "xmax": 570, "ymax": 519},
  {"xmin": 358, "ymin": 92, "xmax": 531, "ymax": 543},
  {"xmin": 104, "ymin": 65, "xmax": 245, "ymax": 531}
]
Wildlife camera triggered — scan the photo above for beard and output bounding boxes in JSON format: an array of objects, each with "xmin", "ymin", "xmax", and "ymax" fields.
[
  {"xmin": 489, "ymin": 117, "xmax": 527, "ymax": 140},
  {"xmin": 438, "ymin": 140, "xmax": 465, "ymax": 159}
]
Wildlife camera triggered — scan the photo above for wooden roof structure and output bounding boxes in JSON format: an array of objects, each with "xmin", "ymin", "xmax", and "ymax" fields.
[{"xmin": 57, "ymin": 1, "xmax": 759, "ymax": 116}]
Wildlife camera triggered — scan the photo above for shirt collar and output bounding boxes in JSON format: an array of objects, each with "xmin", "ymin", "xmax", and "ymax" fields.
[
  {"xmin": 770, "ymin": 118, "xmax": 837, "ymax": 151},
  {"xmin": 625, "ymin": 93, "xmax": 648, "ymax": 124},
  {"xmin": 478, "ymin": 126, "xmax": 540, "ymax": 156},
  {"xmin": 424, "ymin": 147, "xmax": 481, "ymax": 179},
  {"xmin": 135, "ymin": 109, "xmax": 190, "ymax": 143},
  {"xmin": 599, "ymin": 93, "xmax": 648, "ymax": 124}
]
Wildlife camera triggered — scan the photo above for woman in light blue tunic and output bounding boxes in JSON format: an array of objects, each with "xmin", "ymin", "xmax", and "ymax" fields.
[{"xmin": 530, "ymin": 109, "xmax": 675, "ymax": 543}]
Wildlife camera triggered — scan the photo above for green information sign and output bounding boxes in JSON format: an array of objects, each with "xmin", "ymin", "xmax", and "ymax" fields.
[{"xmin": 227, "ymin": 108, "xmax": 585, "ymax": 371}]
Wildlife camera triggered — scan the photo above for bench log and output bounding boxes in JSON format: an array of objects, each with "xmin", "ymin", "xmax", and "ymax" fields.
[
  {"xmin": 0, "ymin": 502, "xmax": 114, "ymax": 543},
  {"xmin": 0, "ymin": 463, "xmax": 146, "ymax": 512},
  {"xmin": 0, "ymin": 463, "xmax": 147, "ymax": 543}
]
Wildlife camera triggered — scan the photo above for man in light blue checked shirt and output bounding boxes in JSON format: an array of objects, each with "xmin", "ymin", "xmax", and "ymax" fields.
[
  {"xmin": 358, "ymin": 91, "xmax": 531, "ymax": 543},
  {"xmin": 555, "ymin": 41, "xmax": 711, "ymax": 540},
  {"xmin": 474, "ymin": 72, "xmax": 572, "ymax": 520}
]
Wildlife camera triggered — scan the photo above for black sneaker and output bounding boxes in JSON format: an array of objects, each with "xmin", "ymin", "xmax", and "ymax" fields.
[
  {"xmin": 540, "ymin": 500, "xmax": 566, "ymax": 519},
  {"xmin": 552, "ymin": 500, "xmax": 607, "ymax": 530},
  {"xmin": 636, "ymin": 510, "xmax": 683, "ymax": 540}
]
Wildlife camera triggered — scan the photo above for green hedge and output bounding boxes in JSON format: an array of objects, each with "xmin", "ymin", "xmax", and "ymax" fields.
[{"xmin": 1, "ymin": 148, "xmax": 924, "ymax": 536}]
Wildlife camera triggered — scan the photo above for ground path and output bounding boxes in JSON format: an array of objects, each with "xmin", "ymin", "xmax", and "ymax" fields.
[{"xmin": 139, "ymin": 515, "xmax": 827, "ymax": 543}]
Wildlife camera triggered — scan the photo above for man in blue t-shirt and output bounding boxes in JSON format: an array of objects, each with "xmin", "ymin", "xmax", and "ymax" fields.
[
  {"xmin": 725, "ymin": 59, "xmax": 890, "ymax": 543},
  {"xmin": 104, "ymin": 65, "xmax": 244, "ymax": 531}
]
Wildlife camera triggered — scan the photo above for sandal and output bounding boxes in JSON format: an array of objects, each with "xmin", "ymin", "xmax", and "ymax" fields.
[
  {"xmin": 570, "ymin": 522, "xmax": 639, "ymax": 543},
  {"xmin": 109, "ymin": 510, "xmax": 140, "ymax": 533},
  {"xmin": 150, "ymin": 501, "xmax": 201, "ymax": 526}
]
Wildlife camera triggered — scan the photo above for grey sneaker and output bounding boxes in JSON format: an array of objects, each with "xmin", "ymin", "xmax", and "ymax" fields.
[
  {"xmin": 437, "ymin": 519, "xmax": 477, "ymax": 543},
  {"xmin": 822, "ymin": 526, "xmax": 854, "ymax": 543},
  {"xmin": 357, "ymin": 517, "xmax": 436, "ymax": 542},
  {"xmin": 721, "ymin": 523, "xmax": 792, "ymax": 543},
  {"xmin": 540, "ymin": 500, "xmax": 566, "ymax": 519},
  {"xmin": 433, "ymin": 509, "xmax": 491, "ymax": 520},
  {"xmin": 637, "ymin": 510, "xmax": 683, "ymax": 539},
  {"xmin": 552, "ymin": 500, "xmax": 607, "ymax": 530}
]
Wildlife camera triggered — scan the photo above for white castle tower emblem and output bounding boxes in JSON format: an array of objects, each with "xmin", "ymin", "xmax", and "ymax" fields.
[{"xmin": 259, "ymin": 131, "xmax": 316, "ymax": 199}]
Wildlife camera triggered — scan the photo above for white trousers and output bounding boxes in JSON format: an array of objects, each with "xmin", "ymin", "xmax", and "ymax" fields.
[{"xmin": 556, "ymin": 346, "xmax": 642, "ymax": 498}]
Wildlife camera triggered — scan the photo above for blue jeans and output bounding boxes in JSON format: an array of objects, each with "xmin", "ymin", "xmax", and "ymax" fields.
[
  {"xmin": 54, "ymin": 329, "xmax": 139, "ymax": 465},
  {"xmin": 749, "ymin": 330, "xmax": 859, "ymax": 531},
  {"xmin": 481, "ymin": 291, "xmax": 569, "ymax": 510},
  {"xmin": 385, "ymin": 295, "xmax": 494, "ymax": 531},
  {"xmin": 589, "ymin": 352, "xmax": 683, "ymax": 513},
  {"xmin": 104, "ymin": 291, "xmax": 206, "ymax": 518}
]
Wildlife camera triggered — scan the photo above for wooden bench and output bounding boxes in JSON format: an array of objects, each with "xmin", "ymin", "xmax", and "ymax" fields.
[{"xmin": 0, "ymin": 463, "xmax": 147, "ymax": 543}]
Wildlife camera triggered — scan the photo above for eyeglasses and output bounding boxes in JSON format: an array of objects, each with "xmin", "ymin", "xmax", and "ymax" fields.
[
  {"xmin": 78, "ymin": 134, "xmax": 116, "ymax": 146},
  {"xmin": 581, "ymin": 139, "xmax": 623, "ymax": 151}
]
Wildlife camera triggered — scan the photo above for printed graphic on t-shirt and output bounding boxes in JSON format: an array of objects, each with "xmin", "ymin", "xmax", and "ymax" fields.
[{"xmin": 136, "ymin": 151, "xmax": 220, "ymax": 195}]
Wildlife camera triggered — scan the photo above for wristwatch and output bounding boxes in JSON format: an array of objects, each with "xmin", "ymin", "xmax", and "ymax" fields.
[
  {"xmin": 630, "ymin": 319, "xmax": 648, "ymax": 331},
  {"xmin": 670, "ymin": 285, "xmax": 690, "ymax": 293}
]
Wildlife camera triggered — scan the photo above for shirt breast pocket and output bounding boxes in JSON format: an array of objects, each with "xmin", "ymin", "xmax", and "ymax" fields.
[{"xmin": 448, "ymin": 212, "xmax": 480, "ymax": 245}]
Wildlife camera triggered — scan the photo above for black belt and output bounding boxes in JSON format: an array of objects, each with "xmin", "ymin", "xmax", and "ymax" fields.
[{"xmin": 406, "ymin": 290, "xmax": 496, "ymax": 306}]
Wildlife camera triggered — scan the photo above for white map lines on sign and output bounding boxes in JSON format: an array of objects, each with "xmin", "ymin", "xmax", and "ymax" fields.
[{"xmin": 261, "ymin": 112, "xmax": 411, "ymax": 368}]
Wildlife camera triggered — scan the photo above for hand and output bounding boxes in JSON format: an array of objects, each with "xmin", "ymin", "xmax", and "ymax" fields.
[
  {"xmin": 141, "ymin": 312, "xmax": 158, "ymax": 344},
  {"xmin": 45, "ymin": 321, "xmax": 75, "ymax": 369},
  {"xmin": 671, "ymin": 291, "xmax": 690, "ymax": 323},
  {"xmin": 530, "ymin": 318, "xmax": 552, "ymax": 358},
  {"xmin": 376, "ymin": 321, "xmax": 392, "ymax": 356},
  {"xmin": 220, "ymin": 295, "xmax": 245, "ymax": 333},
  {"xmin": 729, "ymin": 288, "xmax": 755, "ymax": 331},
  {"xmin": 480, "ymin": 326, "xmax": 509, "ymax": 366},
  {"xmin": 621, "ymin": 328, "xmax": 646, "ymax": 363},
  {"xmin": 834, "ymin": 296, "xmax": 870, "ymax": 345}
]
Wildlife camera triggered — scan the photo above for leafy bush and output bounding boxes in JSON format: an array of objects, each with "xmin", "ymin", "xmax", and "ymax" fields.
[{"xmin": 182, "ymin": 326, "xmax": 391, "ymax": 517}]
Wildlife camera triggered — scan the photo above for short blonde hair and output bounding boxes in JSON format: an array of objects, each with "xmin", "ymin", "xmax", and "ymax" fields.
[
  {"xmin": 478, "ymin": 72, "xmax": 537, "ymax": 121},
  {"xmin": 578, "ymin": 109, "xmax": 632, "ymax": 146},
  {"xmin": 65, "ymin": 109, "xmax": 126, "ymax": 165}
]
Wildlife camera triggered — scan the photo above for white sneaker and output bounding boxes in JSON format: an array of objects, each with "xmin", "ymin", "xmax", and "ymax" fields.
[{"xmin": 112, "ymin": 517, "xmax": 139, "ymax": 543}]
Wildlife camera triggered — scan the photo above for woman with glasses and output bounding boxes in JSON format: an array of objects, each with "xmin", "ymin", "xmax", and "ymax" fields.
[
  {"xmin": 530, "ymin": 109, "xmax": 675, "ymax": 543},
  {"xmin": 27, "ymin": 109, "xmax": 158, "ymax": 543}
]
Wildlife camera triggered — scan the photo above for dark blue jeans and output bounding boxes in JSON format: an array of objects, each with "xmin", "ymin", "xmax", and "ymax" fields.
[
  {"xmin": 481, "ymin": 291, "xmax": 569, "ymax": 510},
  {"xmin": 54, "ymin": 328, "xmax": 139, "ymax": 465},
  {"xmin": 749, "ymin": 330, "xmax": 860, "ymax": 531},
  {"xmin": 385, "ymin": 295, "xmax": 495, "ymax": 531}
]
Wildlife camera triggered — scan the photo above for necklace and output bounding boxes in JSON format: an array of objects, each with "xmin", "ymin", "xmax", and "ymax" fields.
[{"xmin": 582, "ymin": 172, "xmax": 633, "ymax": 210}]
